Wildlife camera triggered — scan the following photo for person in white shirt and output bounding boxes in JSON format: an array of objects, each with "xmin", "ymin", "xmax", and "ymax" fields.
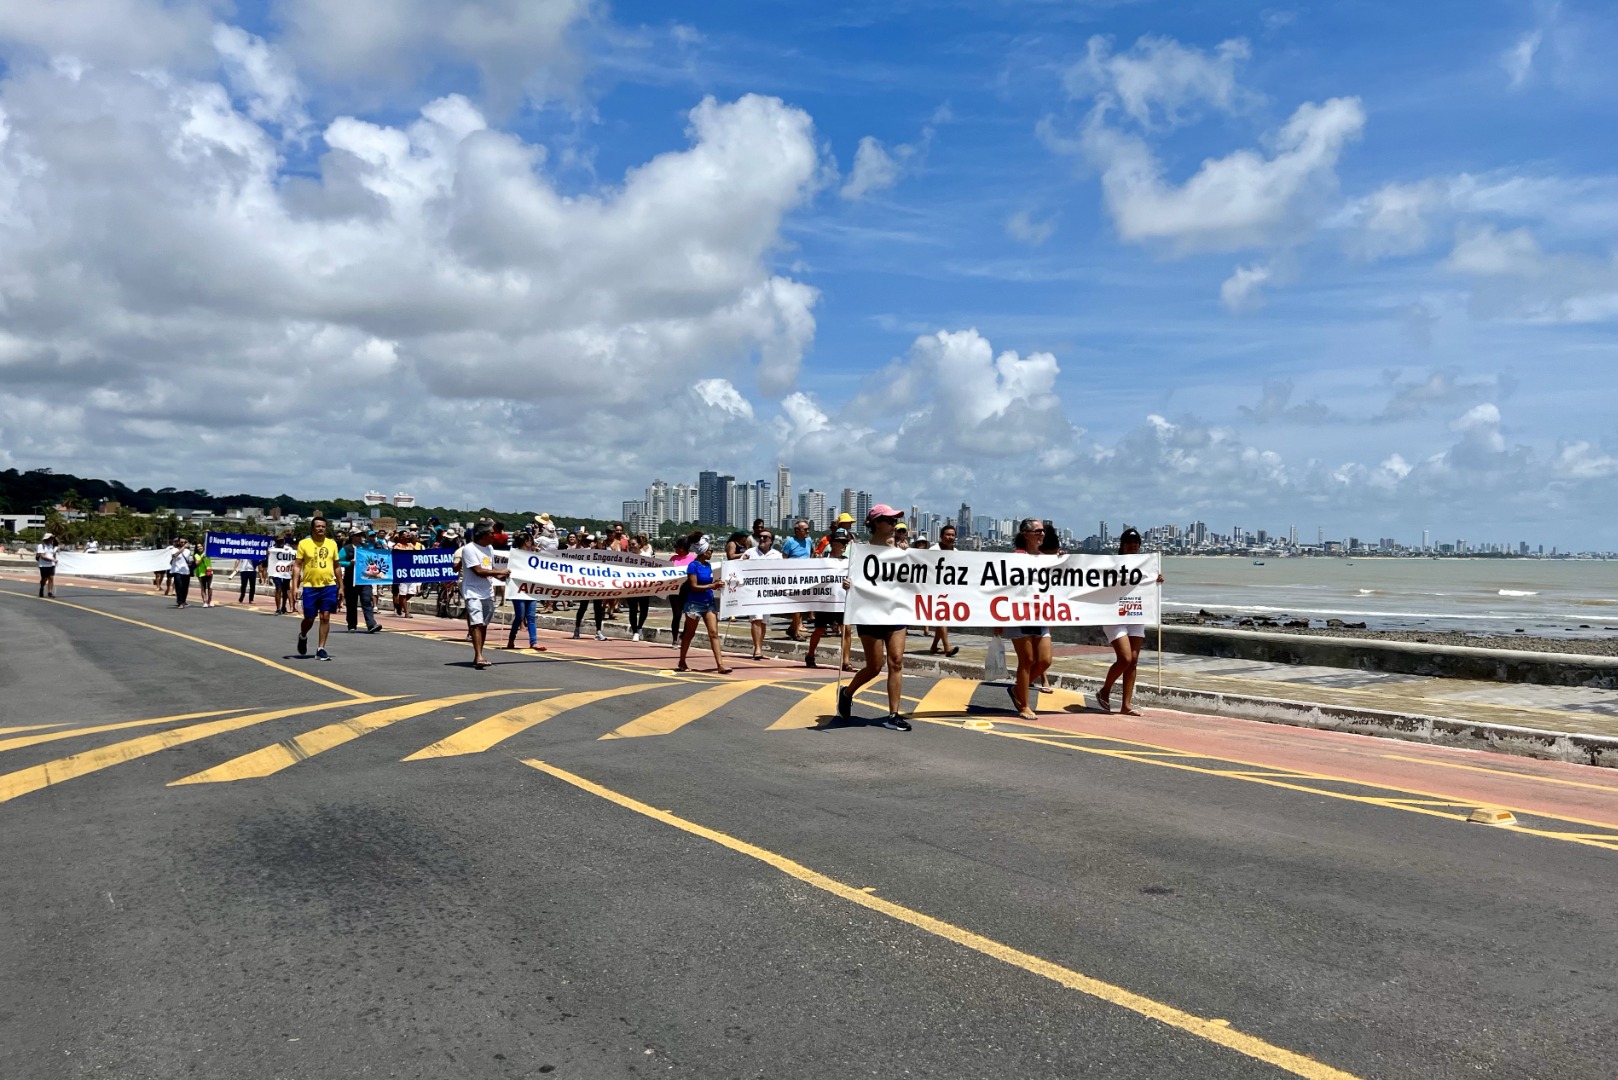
[
  {"xmin": 84, "ymin": 539, "xmax": 98, "ymax": 554},
  {"xmin": 738, "ymin": 527, "xmax": 783, "ymax": 661},
  {"xmin": 35, "ymin": 533, "xmax": 59, "ymax": 598},
  {"xmin": 458, "ymin": 523, "xmax": 509, "ymax": 669},
  {"xmin": 168, "ymin": 538, "xmax": 196, "ymax": 608}
]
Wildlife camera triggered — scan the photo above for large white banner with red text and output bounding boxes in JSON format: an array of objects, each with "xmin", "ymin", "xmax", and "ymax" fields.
[
  {"xmin": 502, "ymin": 548, "xmax": 688, "ymax": 600},
  {"xmin": 844, "ymin": 544, "xmax": 1159, "ymax": 627}
]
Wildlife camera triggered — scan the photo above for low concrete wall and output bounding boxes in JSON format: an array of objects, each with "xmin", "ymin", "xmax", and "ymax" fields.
[{"xmin": 1050, "ymin": 623, "xmax": 1618, "ymax": 689}]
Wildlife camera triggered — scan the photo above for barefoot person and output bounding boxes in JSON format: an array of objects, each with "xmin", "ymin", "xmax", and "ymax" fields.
[
  {"xmin": 676, "ymin": 537, "xmax": 731, "ymax": 674},
  {"xmin": 458, "ymin": 522, "xmax": 509, "ymax": 669},
  {"xmin": 1005, "ymin": 518, "xmax": 1053, "ymax": 721},
  {"xmin": 1097, "ymin": 527, "xmax": 1164, "ymax": 716},
  {"xmin": 293, "ymin": 518, "xmax": 340, "ymax": 659},
  {"xmin": 839, "ymin": 505, "xmax": 912, "ymax": 731}
]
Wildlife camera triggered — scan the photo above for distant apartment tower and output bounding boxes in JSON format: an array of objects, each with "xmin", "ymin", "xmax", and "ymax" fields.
[
  {"xmin": 698, "ymin": 471, "xmax": 735, "ymax": 526},
  {"xmin": 645, "ymin": 480, "xmax": 669, "ymax": 524},
  {"xmin": 958, "ymin": 503, "xmax": 972, "ymax": 539},
  {"xmin": 841, "ymin": 488, "xmax": 857, "ymax": 517},
  {"xmin": 776, "ymin": 464, "xmax": 792, "ymax": 528},
  {"xmin": 622, "ymin": 500, "xmax": 653, "ymax": 535},
  {"xmin": 798, "ymin": 489, "xmax": 830, "ymax": 530},
  {"xmin": 1099, "ymin": 520, "xmax": 1109, "ymax": 547}
]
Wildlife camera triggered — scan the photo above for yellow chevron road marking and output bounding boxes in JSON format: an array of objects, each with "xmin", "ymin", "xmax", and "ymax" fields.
[
  {"xmin": 600, "ymin": 680, "xmax": 773, "ymax": 740},
  {"xmin": 404, "ymin": 683, "xmax": 666, "ymax": 759},
  {"xmin": 0, "ymin": 709, "xmax": 248, "ymax": 755},
  {"xmin": 170, "ymin": 690, "xmax": 548, "ymax": 784}
]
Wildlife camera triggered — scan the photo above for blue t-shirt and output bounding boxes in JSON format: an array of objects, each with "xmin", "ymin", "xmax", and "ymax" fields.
[
  {"xmin": 688, "ymin": 560, "xmax": 714, "ymax": 589},
  {"xmin": 780, "ymin": 536, "xmax": 811, "ymax": 559}
]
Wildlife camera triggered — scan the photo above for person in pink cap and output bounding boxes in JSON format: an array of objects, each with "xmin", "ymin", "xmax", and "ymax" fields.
[{"xmin": 839, "ymin": 504, "xmax": 911, "ymax": 731}]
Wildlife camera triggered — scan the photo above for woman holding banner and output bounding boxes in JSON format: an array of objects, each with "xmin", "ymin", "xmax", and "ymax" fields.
[
  {"xmin": 839, "ymin": 505, "xmax": 912, "ymax": 732},
  {"xmin": 505, "ymin": 532, "xmax": 544, "ymax": 652},
  {"xmin": 677, "ymin": 537, "xmax": 731, "ymax": 674},
  {"xmin": 1005, "ymin": 518, "xmax": 1054, "ymax": 721},
  {"xmin": 1097, "ymin": 527, "xmax": 1164, "ymax": 717},
  {"xmin": 665, "ymin": 533, "xmax": 696, "ymax": 645},
  {"xmin": 268, "ymin": 534, "xmax": 295, "ymax": 615}
]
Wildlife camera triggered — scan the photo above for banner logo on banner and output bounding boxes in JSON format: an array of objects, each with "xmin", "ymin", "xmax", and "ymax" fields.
[
  {"xmin": 845, "ymin": 544, "xmax": 1160, "ymax": 627},
  {"xmin": 354, "ymin": 546, "xmax": 394, "ymax": 586},
  {"xmin": 719, "ymin": 558, "xmax": 848, "ymax": 620},
  {"xmin": 205, "ymin": 532, "xmax": 271, "ymax": 561}
]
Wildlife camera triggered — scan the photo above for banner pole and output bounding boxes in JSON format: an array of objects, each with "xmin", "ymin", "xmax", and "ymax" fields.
[{"xmin": 1156, "ymin": 570, "xmax": 1164, "ymax": 693}]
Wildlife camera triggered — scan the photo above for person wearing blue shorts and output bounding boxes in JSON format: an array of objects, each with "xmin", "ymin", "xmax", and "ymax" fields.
[
  {"xmin": 676, "ymin": 537, "xmax": 731, "ymax": 675},
  {"xmin": 293, "ymin": 517, "xmax": 341, "ymax": 660}
]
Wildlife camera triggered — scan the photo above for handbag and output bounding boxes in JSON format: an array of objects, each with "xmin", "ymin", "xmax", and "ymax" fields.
[{"xmin": 983, "ymin": 634, "xmax": 1009, "ymax": 682}]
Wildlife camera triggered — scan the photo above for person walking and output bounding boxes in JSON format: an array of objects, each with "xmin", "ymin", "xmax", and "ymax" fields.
[
  {"xmin": 840, "ymin": 505, "xmax": 911, "ymax": 731},
  {"xmin": 168, "ymin": 537, "xmax": 196, "ymax": 607},
  {"xmin": 458, "ymin": 522, "xmax": 509, "ymax": 669},
  {"xmin": 194, "ymin": 545, "xmax": 215, "ymax": 607},
  {"xmin": 268, "ymin": 533, "xmax": 295, "ymax": 615},
  {"xmin": 237, "ymin": 549, "xmax": 260, "ymax": 605},
  {"xmin": 780, "ymin": 518, "xmax": 813, "ymax": 641},
  {"xmin": 738, "ymin": 526, "xmax": 783, "ymax": 661},
  {"xmin": 815, "ymin": 512, "xmax": 856, "ymax": 555},
  {"xmin": 676, "ymin": 537, "xmax": 731, "ymax": 674},
  {"xmin": 1004, "ymin": 518, "xmax": 1053, "ymax": 721},
  {"xmin": 928, "ymin": 524, "xmax": 961, "ymax": 656},
  {"xmin": 504, "ymin": 533, "xmax": 545, "ymax": 651},
  {"xmin": 1097, "ymin": 527, "xmax": 1163, "ymax": 716},
  {"xmin": 34, "ymin": 532, "xmax": 58, "ymax": 598},
  {"xmin": 293, "ymin": 518, "xmax": 340, "ymax": 659},
  {"xmin": 804, "ymin": 527, "xmax": 854, "ymax": 671},
  {"xmin": 665, "ymin": 533, "xmax": 696, "ymax": 645}
]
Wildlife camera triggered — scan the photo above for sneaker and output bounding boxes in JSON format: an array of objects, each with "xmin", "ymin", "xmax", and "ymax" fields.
[
  {"xmin": 631, "ymin": 631, "xmax": 642, "ymax": 642},
  {"xmin": 297, "ymin": 634, "xmax": 308, "ymax": 655},
  {"xmin": 367, "ymin": 625, "xmax": 383, "ymax": 634},
  {"xmin": 595, "ymin": 631, "xmax": 606, "ymax": 641},
  {"xmin": 881, "ymin": 715, "xmax": 912, "ymax": 732},
  {"xmin": 316, "ymin": 648, "xmax": 331, "ymax": 661},
  {"xmin": 837, "ymin": 686, "xmax": 853, "ymax": 719},
  {"xmin": 572, "ymin": 630, "xmax": 581, "ymax": 639}
]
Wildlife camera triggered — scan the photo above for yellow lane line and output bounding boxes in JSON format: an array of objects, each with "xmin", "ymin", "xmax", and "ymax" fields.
[
  {"xmin": 1380, "ymin": 753, "xmax": 1618, "ymax": 794},
  {"xmin": 0, "ymin": 708, "xmax": 248, "ymax": 754},
  {"xmin": 0, "ymin": 590, "xmax": 369, "ymax": 699},
  {"xmin": 0, "ymin": 697, "xmax": 395, "ymax": 805},
  {"xmin": 520, "ymin": 757, "xmax": 1364, "ymax": 1080},
  {"xmin": 169, "ymin": 690, "xmax": 548, "ymax": 784},
  {"xmin": 909, "ymin": 677, "xmax": 979, "ymax": 718},
  {"xmin": 765, "ymin": 682, "xmax": 840, "ymax": 731},
  {"xmin": 953, "ymin": 724, "xmax": 1618, "ymax": 852},
  {"xmin": 404, "ymin": 683, "xmax": 666, "ymax": 759},
  {"xmin": 600, "ymin": 681, "xmax": 772, "ymax": 740}
]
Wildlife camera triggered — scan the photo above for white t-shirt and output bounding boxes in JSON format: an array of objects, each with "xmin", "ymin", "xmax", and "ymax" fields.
[
  {"xmin": 84, "ymin": 540, "xmax": 98, "ymax": 554},
  {"xmin": 459, "ymin": 542, "xmax": 496, "ymax": 600},
  {"xmin": 168, "ymin": 546, "xmax": 192, "ymax": 575},
  {"xmin": 36, "ymin": 542, "xmax": 57, "ymax": 567},
  {"xmin": 268, "ymin": 544, "xmax": 296, "ymax": 580},
  {"xmin": 740, "ymin": 546, "xmax": 782, "ymax": 561}
]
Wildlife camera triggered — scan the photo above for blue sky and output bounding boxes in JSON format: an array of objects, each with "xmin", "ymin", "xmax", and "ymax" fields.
[{"xmin": 0, "ymin": 1, "xmax": 1615, "ymax": 547}]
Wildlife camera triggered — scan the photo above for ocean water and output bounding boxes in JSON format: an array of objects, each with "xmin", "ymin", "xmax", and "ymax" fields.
[{"xmin": 1162, "ymin": 556, "xmax": 1618, "ymax": 638}]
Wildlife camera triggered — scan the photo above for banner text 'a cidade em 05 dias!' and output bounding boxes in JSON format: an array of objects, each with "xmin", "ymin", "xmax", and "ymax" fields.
[{"xmin": 844, "ymin": 544, "xmax": 1160, "ymax": 627}]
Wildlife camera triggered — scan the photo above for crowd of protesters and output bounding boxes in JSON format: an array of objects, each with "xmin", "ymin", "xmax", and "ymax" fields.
[{"xmin": 27, "ymin": 504, "xmax": 1162, "ymax": 722}]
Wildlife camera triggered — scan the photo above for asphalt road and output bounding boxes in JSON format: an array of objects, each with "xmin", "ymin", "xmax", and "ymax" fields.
[{"xmin": 2, "ymin": 578, "xmax": 1616, "ymax": 1080}]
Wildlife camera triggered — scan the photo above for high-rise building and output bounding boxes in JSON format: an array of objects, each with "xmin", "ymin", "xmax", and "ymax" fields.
[
  {"xmin": 646, "ymin": 480, "xmax": 669, "ymax": 525},
  {"xmin": 958, "ymin": 503, "xmax": 972, "ymax": 539},
  {"xmin": 855, "ymin": 491, "xmax": 873, "ymax": 525},
  {"xmin": 841, "ymin": 488, "xmax": 857, "ymax": 517},
  {"xmin": 1099, "ymin": 520, "xmax": 1109, "ymax": 547},
  {"xmin": 698, "ymin": 471, "xmax": 722, "ymax": 526},
  {"xmin": 776, "ymin": 465, "xmax": 792, "ymax": 529},
  {"xmin": 622, "ymin": 500, "xmax": 652, "ymax": 534},
  {"xmin": 798, "ymin": 489, "xmax": 830, "ymax": 530}
]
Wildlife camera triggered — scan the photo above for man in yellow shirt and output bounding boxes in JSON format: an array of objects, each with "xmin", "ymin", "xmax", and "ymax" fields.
[{"xmin": 292, "ymin": 517, "xmax": 341, "ymax": 660}]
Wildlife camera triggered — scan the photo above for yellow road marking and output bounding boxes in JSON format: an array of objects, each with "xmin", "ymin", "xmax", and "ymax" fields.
[
  {"xmin": 600, "ymin": 681, "xmax": 772, "ymax": 740},
  {"xmin": 404, "ymin": 683, "xmax": 666, "ymax": 758},
  {"xmin": 909, "ymin": 678, "xmax": 978, "ymax": 718},
  {"xmin": 0, "ymin": 697, "xmax": 394, "ymax": 805},
  {"xmin": 1380, "ymin": 753, "xmax": 1618, "ymax": 793},
  {"xmin": 170, "ymin": 690, "xmax": 546, "ymax": 784},
  {"xmin": 939, "ymin": 720, "xmax": 1618, "ymax": 853},
  {"xmin": 0, "ymin": 589, "xmax": 369, "ymax": 698},
  {"xmin": 521, "ymin": 757, "xmax": 1364, "ymax": 1080},
  {"xmin": 766, "ymin": 682, "xmax": 839, "ymax": 730},
  {"xmin": 0, "ymin": 723, "xmax": 73, "ymax": 736},
  {"xmin": 0, "ymin": 708, "xmax": 248, "ymax": 755}
]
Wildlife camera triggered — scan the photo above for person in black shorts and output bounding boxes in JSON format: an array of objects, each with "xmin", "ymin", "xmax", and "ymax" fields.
[{"xmin": 840, "ymin": 505, "xmax": 911, "ymax": 731}]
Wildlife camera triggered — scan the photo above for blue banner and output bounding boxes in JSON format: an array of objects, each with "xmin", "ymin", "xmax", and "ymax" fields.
[
  {"xmin": 392, "ymin": 548, "xmax": 458, "ymax": 584},
  {"xmin": 206, "ymin": 532, "xmax": 271, "ymax": 562},
  {"xmin": 353, "ymin": 546, "xmax": 395, "ymax": 586}
]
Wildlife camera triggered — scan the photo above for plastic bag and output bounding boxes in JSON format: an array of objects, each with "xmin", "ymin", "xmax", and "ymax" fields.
[{"xmin": 983, "ymin": 634, "xmax": 1009, "ymax": 682}]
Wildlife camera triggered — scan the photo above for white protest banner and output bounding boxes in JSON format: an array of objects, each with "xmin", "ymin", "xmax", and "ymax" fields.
[
  {"xmin": 844, "ymin": 544, "xmax": 1160, "ymax": 628},
  {"xmin": 718, "ymin": 558, "xmax": 848, "ymax": 620},
  {"xmin": 57, "ymin": 549, "xmax": 173, "ymax": 576},
  {"xmin": 505, "ymin": 551, "xmax": 689, "ymax": 601},
  {"xmin": 268, "ymin": 548, "xmax": 296, "ymax": 579}
]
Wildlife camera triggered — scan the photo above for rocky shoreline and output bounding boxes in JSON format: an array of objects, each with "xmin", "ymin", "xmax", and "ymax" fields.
[{"xmin": 1165, "ymin": 610, "xmax": 1618, "ymax": 657}]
